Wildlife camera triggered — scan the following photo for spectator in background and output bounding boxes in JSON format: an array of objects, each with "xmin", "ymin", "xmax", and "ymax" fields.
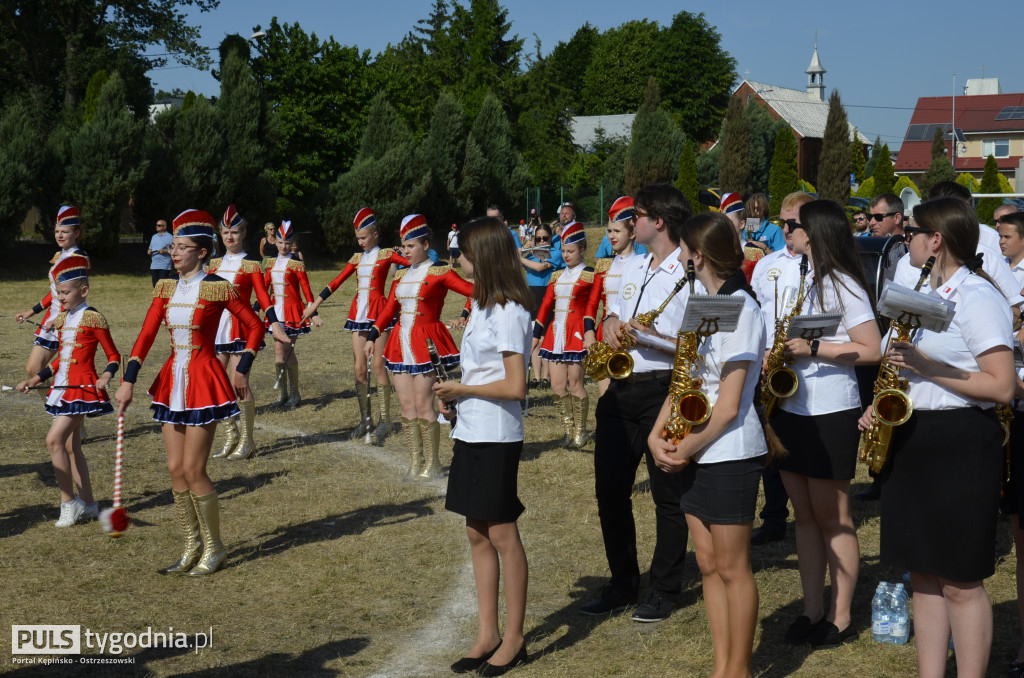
[
  {"xmin": 994, "ymin": 202, "xmax": 1020, "ymax": 228},
  {"xmin": 259, "ymin": 222, "xmax": 277, "ymax": 267},
  {"xmin": 998, "ymin": 211, "xmax": 1024, "ymax": 290},
  {"xmin": 147, "ymin": 219, "xmax": 174, "ymax": 286},
  {"xmin": 447, "ymin": 223, "xmax": 460, "ymax": 267},
  {"xmin": 290, "ymin": 239, "xmax": 304, "ymax": 262},
  {"xmin": 486, "ymin": 205, "xmax": 522, "ymax": 247},
  {"xmin": 868, "ymin": 193, "xmax": 905, "ymax": 237},
  {"xmin": 744, "ymin": 193, "xmax": 786, "ymax": 252},
  {"xmin": 520, "ymin": 222, "xmax": 563, "ymax": 387},
  {"xmin": 851, "ymin": 209, "xmax": 870, "ymax": 235}
]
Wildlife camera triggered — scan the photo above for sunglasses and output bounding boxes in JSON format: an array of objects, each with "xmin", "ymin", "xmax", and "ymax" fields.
[
  {"xmin": 784, "ymin": 219, "xmax": 805, "ymax": 232},
  {"xmin": 534, "ymin": 236, "xmax": 550, "ymax": 242},
  {"xmin": 630, "ymin": 209, "xmax": 650, "ymax": 223},
  {"xmin": 853, "ymin": 216, "xmax": 867, "ymax": 223},
  {"xmin": 870, "ymin": 211, "xmax": 899, "ymax": 222},
  {"xmin": 903, "ymin": 226, "xmax": 933, "ymax": 242}
]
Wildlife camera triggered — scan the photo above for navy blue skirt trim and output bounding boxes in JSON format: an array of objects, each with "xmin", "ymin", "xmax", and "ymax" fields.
[
  {"xmin": 345, "ymin": 319, "xmax": 374, "ymax": 332},
  {"xmin": 216, "ymin": 339, "xmax": 266, "ymax": 354},
  {"xmin": 539, "ymin": 349, "xmax": 586, "ymax": 363},
  {"xmin": 150, "ymin": 402, "xmax": 240, "ymax": 426},
  {"xmin": 283, "ymin": 325, "xmax": 311, "ymax": 339},
  {"xmin": 46, "ymin": 401, "xmax": 114, "ymax": 418},
  {"xmin": 33, "ymin": 336, "xmax": 59, "ymax": 350},
  {"xmin": 385, "ymin": 354, "xmax": 459, "ymax": 375}
]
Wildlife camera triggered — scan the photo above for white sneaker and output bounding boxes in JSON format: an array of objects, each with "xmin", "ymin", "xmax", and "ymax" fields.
[
  {"xmin": 55, "ymin": 498, "xmax": 86, "ymax": 527},
  {"xmin": 81, "ymin": 502, "xmax": 99, "ymax": 521}
]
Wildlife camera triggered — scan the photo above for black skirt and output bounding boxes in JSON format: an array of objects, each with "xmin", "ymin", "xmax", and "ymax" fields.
[
  {"xmin": 445, "ymin": 439, "xmax": 525, "ymax": 523},
  {"xmin": 771, "ymin": 408, "xmax": 860, "ymax": 480},
  {"xmin": 680, "ymin": 455, "xmax": 766, "ymax": 524},
  {"xmin": 1001, "ymin": 412, "xmax": 1024, "ymax": 516},
  {"xmin": 882, "ymin": 408, "xmax": 1002, "ymax": 582}
]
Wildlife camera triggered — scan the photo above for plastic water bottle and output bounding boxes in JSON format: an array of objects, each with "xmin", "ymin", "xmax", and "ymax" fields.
[
  {"xmin": 890, "ymin": 584, "xmax": 910, "ymax": 645},
  {"xmin": 871, "ymin": 582, "xmax": 892, "ymax": 643}
]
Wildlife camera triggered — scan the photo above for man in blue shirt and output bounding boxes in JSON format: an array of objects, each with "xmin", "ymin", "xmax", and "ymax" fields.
[{"xmin": 147, "ymin": 219, "xmax": 174, "ymax": 286}]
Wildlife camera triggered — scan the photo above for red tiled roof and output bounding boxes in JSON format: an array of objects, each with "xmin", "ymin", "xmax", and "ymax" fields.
[{"xmin": 897, "ymin": 142, "xmax": 1021, "ymax": 172}]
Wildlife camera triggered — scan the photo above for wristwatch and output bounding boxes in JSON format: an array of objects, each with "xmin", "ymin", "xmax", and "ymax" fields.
[{"xmin": 809, "ymin": 339, "xmax": 820, "ymax": 357}]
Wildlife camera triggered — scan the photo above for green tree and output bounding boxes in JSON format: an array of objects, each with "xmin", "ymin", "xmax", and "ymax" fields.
[
  {"xmin": 624, "ymin": 78, "xmax": 685, "ymax": 195},
  {"xmin": 547, "ymin": 22, "xmax": 599, "ymax": 114},
  {"xmin": 718, "ymin": 95, "xmax": 750, "ymax": 195},
  {"xmin": 655, "ymin": 11, "xmax": 736, "ymax": 143},
  {"xmin": 172, "ymin": 96, "xmax": 230, "ymax": 211},
  {"xmin": 977, "ymin": 155, "xmax": 1001, "ymax": 224},
  {"xmin": 768, "ymin": 125, "xmax": 799, "ymax": 215},
  {"xmin": 696, "ymin": 144, "xmax": 722, "ymax": 189},
  {"xmin": 418, "ymin": 91, "xmax": 468, "ymax": 229},
  {"xmin": 62, "ymin": 74, "xmax": 146, "ymax": 254},
  {"xmin": 133, "ymin": 107, "xmax": 180, "ymax": 238},
  {"xmin": 0, "ymin": 98, "xmax": 50, "ymax": 245},
  {"xmin": 850, "ymin": 128, "xmax": 866, "ymax": 183},
  {"xmin": 447, "ymin": 0, "xmax": 523, "ymax": 118},
  {"xmin": 956, "ymin": 172, "xmax": 977, "ymax": 193},
  {"xmin": 918, "ymin": 127, "xmax": 956, "ymax": 196},
  {"xmin": 817, "ymin": 90, "xmax": 851, "ymax": 205},
  {"xmin": 864, "ymin": 135, "xmax": 882, "ymax": 178},
  {"xmin": 321, "ymin": 95, "xmax": 428, "ymax": 250},
  {"xmin": 873, "ymin": 145, "xmax": 895, "ymax": 195},
  {"xmin": 855, "ymin": 176, "xmax": 876, "ymax": 199},
  {"xmin": 213, "ymin": 33, "xmax": 250, "ymax": 80},
  {"xmin": 515, "ymin": 39, "xmax": 574, "ymax": 186},
  {"xmin": 460, "ymin": 92, "xmax": 531, "ymax": 215},
  {"xmin": 81, "ymin": 70, "xmax": 109, "ymax": 122},
  {"xmin": 747, "ymin": 103, "xmax": 778, "ymax": 193},
  {"xmin": 251, "ymin": 17, "xmax": 373, "ymax": 217},
  {"xmin": 217, "ymin": 50, "xmax": 277, "ymax": 230},
  {"xmin": 892, "ymin": 175, "xmax": 919, "ymax": 200},
  {"xmin": 675, "ymin": 139, "xmax": 700, "ymax": 211},
  {"xmin": 581, "ymin": 20, "xmax": 660, "ymax": 116}
]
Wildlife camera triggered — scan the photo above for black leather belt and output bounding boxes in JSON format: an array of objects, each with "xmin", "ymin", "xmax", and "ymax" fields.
[{"xmin": 623, "ymin": 369, "xmax": 672, "ymax": 384}]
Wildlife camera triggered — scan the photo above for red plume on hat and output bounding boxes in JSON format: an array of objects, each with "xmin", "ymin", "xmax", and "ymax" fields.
[
  {"xmin": 353, "ymin": 207, "xmax": 376, "ymax": 231},
  {"xmin": 172, "ymin": 209, "xmax": 216, "ymax": 238},
  {"xmin": 719, "ymin": 192, "xmax": 744, "ymax": 215},
  {"xmin": 400, "ymin": 214, "xmax": 429, "ymax": 241},
  {"xmin": 561, "ymin": 221, "xmax": 586, "ymax": 246},
  {"xmin": 52, "ymin": 254, "xmax": 90, "ymax": 283},
  {"xmin": 277, "ymin": 220, "xmax": 295, "ymax": 241},
  {"xmin": 56, "ymin": 206, "xmax": 80, "ymax": 228},
  {"xmin": 222, "ymin": 204, "xmax": 243, "ymax": 229},
  {"xmin": 609, "ymin": 196, "xmax": 635, "ymax": 223}
]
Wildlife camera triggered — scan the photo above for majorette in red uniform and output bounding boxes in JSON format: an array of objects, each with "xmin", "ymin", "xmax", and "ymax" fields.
[
  {"xmin": 369, "ymin": 215, "xmax": 473, "ymax": 375},
  {"xmin": 367, "ymin": 214, "xmax": 472, "ymax": 479},
  {"xmin": 207, "ymin": 204, "xmax": 279, "ymax": 354},
  {"xmin": 533, "ymin": 221, "xmax": 593, "ymax": 448},
  {"xmin": 122, "ymin": 210, "xmax": 266, "ymax": 426},
  {"xmin": 28, "ymin": 206, "xmax": 89, "ymax": 351},
  {"xmin": 264, "ymin": 220, "xmax": 315, "ymax": 338},
  {"xmin": 38, "ymin": 255, "xmax": 120, "ymax": 418},
  {"xmin": 317, "ymin": 207, "xmax": 410, "ymax": 331},
  {"xmin": 306, "ymin": 207, "xmax": 409, "ymax": 443},
  {"xmin": 720, "ymin": 192, "xmax": 766, "ymax": 283},
  {"xmin": 585, "ymin": 196, "xmax": 639, "ymax": 343}
]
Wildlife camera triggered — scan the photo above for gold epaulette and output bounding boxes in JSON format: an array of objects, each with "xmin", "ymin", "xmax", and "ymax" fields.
[
  {"xmin": 198, "ymin": 279, "xmax": 239, "ymax": 302},
  {"xmin": 349, "ymin": 253, "xmax": 362, "ymax": 265},
  {"xmin": 743, "ymin": 247, "xmax": 765, "ymax": 263},
  {"xmin": 594, "ymin": 258, "xmax": 613, "ymax": 274},
  {"xmin": 286, "ymin": 259, "xmax": 306, "ymax": 272},
  {"xmin": 550, "ymin": 269, "xmax": 563, "ymax": 283},
  {"xmin": 579, "ymin": 268, "xmax": 595, "ymax": 284},
  {"xmin": 52, "ymin": 311, "xmax": 68, "ymax": 330},
  {"xmin": 207, "ymin": 257, "xmax": 223, "ymax": 271},
  {"xmin": 394, "ymin": 268, "xmax": 407, "ymax": 281},
  {"xmin": 239, "ymin": 259, "xmax": 263, "ymax": 275},
  {"xmin": 79, "ymin": 310, "xmax": 109, "ymax": 329},
  {"xmin": 50, "ymin": 251, "xmax": 61, "ymax": 264},
  {"xmin": 153, "ymin": 279, "xmax": 176, "ymax": 298},
  {"xmin": 376, "ymin": 250, "xmax": 394, "ymax": 262},
  {"xmin": 428, "ymin": 264, "xmax": 450, "ymax": 276}
]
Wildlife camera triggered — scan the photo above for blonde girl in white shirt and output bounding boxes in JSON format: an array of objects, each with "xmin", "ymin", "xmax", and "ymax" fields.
[
  {"xmin": 433, "ymin": 216, "xmax": 533, "ymax": 676},
  {"xmin": 648, "ymin": 211, "xmax": 766, "ymax": 678}
]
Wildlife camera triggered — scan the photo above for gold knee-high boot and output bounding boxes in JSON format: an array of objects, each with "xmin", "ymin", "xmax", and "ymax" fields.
[
  {"xmin": 403, "ymin": 417, "xmax": 424, "ymax": 476},
  {"xmin": 189, "ymin": 491, "xmax": 227, "ymax": 576},
  {"xmin": 212, "ymin": 416, "xmax": 239, "ymax": 458},
  {"xmin": 571, "ymin": 395, "xmax": 590, "ymax": 449},
  {"xmin": 228, "ymin": 400, "xmax": 257, "ymax": 460},
  {"xmin": 419, "ymin": 418, "xmax": 443, "ymax": 479},
  {"xmin": 284, "ymin": 364, "xmax": 300, "ymax": 407},
  {"xmin": 372, "ymin": 384, "xmax": 393, "ymax": 445},
  {"xmin": 352, "ymin": 382, "xmax": 371, "ymax": 438},
  {"xmin": 559, "ymin": 394, "xmax": 575, "ymax": 446},
  {"xmin": 163, "ymin": 489, "xmax": 202, "ymax": 574},
  {"xmin": 271, "ymin": 362, "xmax": 288, "ymax": 406}
]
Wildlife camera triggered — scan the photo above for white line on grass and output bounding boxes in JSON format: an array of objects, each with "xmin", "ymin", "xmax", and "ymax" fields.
[{"xmin": 257, "ymin": 422, "xmax": 477, "ymax": 678}]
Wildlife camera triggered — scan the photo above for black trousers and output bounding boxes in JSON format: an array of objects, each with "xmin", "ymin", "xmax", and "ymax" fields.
[{"xmin": 593, "ymin": 374, "xmax": 688, "ymax": 597}]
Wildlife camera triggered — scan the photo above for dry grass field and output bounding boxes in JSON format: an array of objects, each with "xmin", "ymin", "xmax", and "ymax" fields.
[{"xmin": 0, "ymin": 230, "xmax": 1021, "ymax": 676}]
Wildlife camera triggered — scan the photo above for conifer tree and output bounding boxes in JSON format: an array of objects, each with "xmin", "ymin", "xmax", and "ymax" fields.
[
  {"xmin": 977, "ymin": 155, "xmax": 1001, "ymax": 225},
  {"xmin": 872, "ymin": 145, "xmax": 895, "ymax": 195},
  {"xmin": 718, "ymin": 95, "xmax": 750, "ymax": 195},
  {"xmin": 0, "ymin": 98, "xmax": 49, "ymax": 246},
  {"xmin": 624, "ymin": 78, "xmax": 685, "ymax": 195},
  {"xmin": 747, "ymin": 103, "xmax": 776, "ymax": 193},
  {"xmin": 850, "ymin": 127, "xmax": 866, "ymax": 183},
  {"xmin": 172, "ymin": 96, "xmax": 231, "ymax": 212},
  {"xmin": 918, "ymin": 127, "xmax": 956, "ymax": 197},
  {"xmin": 460, "ymin": 92, "xmax": 530, "ymax": 214},
  {"xmin": 675, "ymin": 139, "xmax": 700, "ymax": 213},
  {"xmin": 418, "ymin": 91, "xmax": 468, "ymax": 228},
  {"xmin": 817, "ymin": 90, "xmax": 851, "ymax": 205},
  {"xmin": 864, "ymin": 135, "xmax": 882, "ymax": 178},
  {"xmin": 767, "ymin": 125, "xmax": 798, "ymax": 216},
  {"xmin": 62, "ymin": 74, "xmax": 146, "ymax": 255}
]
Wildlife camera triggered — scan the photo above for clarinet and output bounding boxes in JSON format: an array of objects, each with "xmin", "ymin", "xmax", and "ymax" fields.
[{"xmin": 426, "ymin": 339, "xmax": 457, "ymax": 428}]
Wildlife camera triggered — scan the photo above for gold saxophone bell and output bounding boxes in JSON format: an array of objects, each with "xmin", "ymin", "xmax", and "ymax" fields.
[
  {"xmin": 761, "ymin": 254, "xmax": 809, "ymax": 418},
  {"xmin": 677, "ymin": 388, "xmax": 711, "ymax": 427},
  {"xmin": 583, "ymin": 341, "xmax": 634, "ymax": 381},
  {"xmin": 872, "ymin": 387, "xmax": 912, "ymax": 426},
  {"xmin": 765, "ymin": 365, "xmax": 799, "ymax": 400}
]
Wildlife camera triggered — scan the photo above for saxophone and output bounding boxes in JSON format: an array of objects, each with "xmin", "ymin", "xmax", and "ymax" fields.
[
  {"xmin": 761, "ymin": 254, "xmax": 809, "ymax": 419},
  {"xmin": 857, "ymin": 256, "xmax": 935, "ymax": 472},
  {"xmin": 662, "ymin": 261, "xmax": 711, "ymax": 443},
  {"xmin": 583, "ymin": 268, "xmax": 688, "ymax": 380}
]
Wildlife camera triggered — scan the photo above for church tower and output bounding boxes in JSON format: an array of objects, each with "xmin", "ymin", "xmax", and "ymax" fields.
[{"xmin": 806, "ymin": 40, "xmax": 826, "ymax": 101}]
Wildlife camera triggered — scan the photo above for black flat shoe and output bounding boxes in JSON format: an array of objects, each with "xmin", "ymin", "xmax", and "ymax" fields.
[
  {"xmin": 477, "ymin": 644, "xmax": 528, "ymax": 676},
  {"xmin": 807, "ymin": 621, "xmax": 857, "ymax": 647},
  {"xmin": 1008, "ymin": 659, "xmax": 1024, "ymax": 678},
  {"xmin": 783, "ymin": 615, "xmax": 820, "ymax": 645},
  {"xmin": 451, "ymin": 644, "xmax": 500, "ymax": 674}
]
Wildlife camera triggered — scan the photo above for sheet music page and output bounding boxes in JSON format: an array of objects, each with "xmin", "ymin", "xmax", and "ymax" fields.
[
  {"xmin": 786, "ymin": 314, "xmax": 842, "ymax": 339},
  {"xmin": 679, "ymin": 295, "xmax": 746, "ymax": 333},
  {"xmin": 877, "ymin": 283, "xmax": 956, "ymax": 333}
]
